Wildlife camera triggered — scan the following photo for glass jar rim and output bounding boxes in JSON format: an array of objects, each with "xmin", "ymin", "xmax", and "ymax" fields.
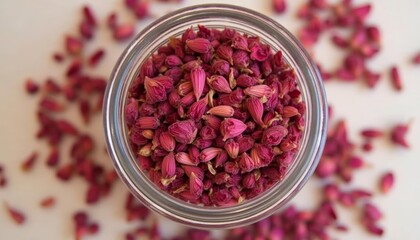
[{"xmin": 104, "ymin": 3, "xmax": 328, "ymax": 229}]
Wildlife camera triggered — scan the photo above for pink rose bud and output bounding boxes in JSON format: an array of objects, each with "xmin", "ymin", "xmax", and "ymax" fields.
[
  {"xmin": 236, "ymin": 74, "xmax": 257, "ymax": 88},
  {"xmin": 220, "ymin": 118, "xmax": 248, "ymax": 141},
  {"xmin": 283, "ymin": 106, "xmax": 300, "ymax": 118},
  {"xmin": 363, "ymin": 202, "xmax": 383, "ymax": 221},
  {"xmin": 168, "ymin": 90, "xmax": 181, "ymax": 107},
  {"xmin": 207, "ymin": 105, "xmax": 235, "ymax": 118},
  {"xmin": 215, "ymin": 151, "xmax": 228, "ymax": 168},
  {"xmin": 250, "ymin": 147, "xmax": 263, "ymax": 168},
  {"xmin": 165, "ymin": 55, "xmax": 183, "ymax": 67},
  {"xmin": 141, "ymin": 130, "xmax": 154, "ymax": 139},
  {"xmin": 188, "ymin": 145, "xmax": 200, "ymax": 164},
  {"xmin": 261, "ymin": 59, "xmax": 273, "ymax": 77},
  {"xmin": 168, "ymin": 120, "xmax": 198, "ymax": 144},
  {"xmin": 144, "ymin": 76, "xmax": 167, "ymax": 103},
  {"xmin": 272, "ymin": 51, "xmax": 284, "ymax": 70},
  {"xmin": 175, "ymin": 152, "xmax": 197, "ymax": 166},
  {"xmin": 138, "ymin": 143, "xmax": 152, "ymax": 157},
  {"xmin": 159, "ymin": 132, "xmax": 175, "ymax": 152},
  {"xmin": 237, "ymin": 136, "xmax": 255, "ymax": 154},
  {"xmin": 246, "ymin": 97, "xmax": 264, "ymax": 126},
  {"xmin": 161, "ymin": 152, "xmax": 176, "ymax": 178},
  {"xmin": 212, "ymin": 59, "xmax": 230, "ymax": 76},
  {"xmin": 390, "ymin": 123, "xmax": 410, "ymax": 148},
  {"xmin": 190, "ymin": 66, "xmax": 206, "ymax": 101},
  {"xmin": 182, "ymin": 59, "xmax": 202, "ymax": 72},
  {"xmin": 216, "ymin": 44, "xmax": 233, "ymax": 64},
  {"xmin": 232, "ymin": 50, "xmax": 250, "ymax": 68},
  {"xmin": 232, "ymin": 33, "xmax": 249, "ymax": 51},
  {"xmin": 242, "ymin": 172, "xmax": 256, "ymax": 189},
  {"xmin": 200, "ymin": 147, "xmax": 223, "ymax": 162},
  {"xmin": 183, "ymin": 165, "xmax": 204, "ymax": 180},
  {"xmin": 189, "ymin": 172, "xmax": 204, "ymax": 197},
  {"xmin": 261, "ymin": 125, "xmax": 288, "ymax": 146},
  {"xmin": 244, "ymin": 84, "xmax": 273, "ymax": 98},
  {"xmin": 136, "ymin": 116, "xmax": 160, "ymax": 129},
  {"xmin": 180, "ymin": 92, "xmax": 196, "ymax": 107},
  {"xmin": 224, "ymin": 139, "xmax": 239, "ymax": 159},
  {"xmin": 125, "ymin": 98, "xmax": 139, "ymax": 127},
  {"xmin": 255, "ymin": 144, "xmax": 274, "ymax": 166},
  {"xmin": 203, "ymin": 115, "xmax": 222, "ymax": 130},
  {"xmin": 187, "ymin": 97, "xmax": 208, "ymax": 122},
  {"xmin": 199, "ymin": 125, "xmax": 217, "ymax": 140},
  {"xmin": 239, "ymin": 152, "xmax": 255, "ymax": 173},
  {"xmin": 177, "ymin": 81, "xmax": 193, "ymax": 96},
  {"xmin": 273, "ymin": 0, "xmax": 287, "ymax": 14},
  {"xmin": 186, "ymin": 38, "xmax": 212, "ymax": 53},
  {"xmin": 207, "ymin": 75, "xmax": 232, "ymax": 93},
  {"xmin": 250, "ymin": 43, "xmax": 271, "ymax": 62},
  {"xmin": 379, "ymin": 172, "xmax": 394, "ymax": 194}
]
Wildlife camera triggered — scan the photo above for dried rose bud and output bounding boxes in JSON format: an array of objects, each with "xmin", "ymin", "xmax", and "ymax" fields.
[
  {"xmin": 161, "ymin": 152, "xmax": 176, "ymax": 178},
  {"xmin": 379, "ymin": 172, "xmax": 394, "ymax": 194},
  {"xmin": 203, "ymin": 115, "xmax": 222, "ymax": 130},
  {"xmin": 244, "ymin": 85, "xmax": 273, "ymax": 98},
  {"xmin": 125, "ymin": 98, "xmax": 139, "ymax": 127},
  {"xmin": 187, "ymin": 97, "xmax": 208, "ymax": 122},
  {"xmin": 165, "ymin": 55, "xmax": 183, "ymax": 67},
  {"xmin": 207, "ymin": 105, "xmax": 235, "ymax": 118},
  {"xmin": 220, "ymin": 118, "xmax": 248, "ymax": 141},
  {"xmin": 175, "ymin": 152, "xmax": 197, "ymax": 166},
  {"xmin": 363, "ymin": 202, "xmax": 383, "ymax": 221},
  {"xmin": 239, "ymin": 152, "xmax": 255, "ymax": 173},
  {"xmin": 246, "ymin": 97, "xmax": 264, "ymax": 126},
  {"xmin": 189, "ymin": 172, "xmax": 203, "ymax": 197},
  {"xmin": 199, "ymin": 126, "xmax": 217, "ymax": 140},
  {"xmin": 178, "ymin": 81, "xmax": 193, "ymax": 96},
  {"xmin": 144, "ymin": 76, "xmax": 167, "ymax": 103},
  {"xmin": 191, "ymin": 66, "xmax": 206, "ymax": 101},
  {"xmin": 283, "ymin": 106, "xmax": 300, "ymax": 118},
  {"xmin": 159, "ymin": 132, "xmax": 176, "ymax": 152},
  {"xmin": 390, "ymin": 66, "xmax": 402, "ymax": 91},
  {"xmin": 200, "ymin": 148, "xmax": 223, "ymax": 162},
  {"xmin": 216, "ymin": 44, "xmax": 233, "ymax": 64},
  {"xmin": 250, "ymin": 43, "xmax": 271, "ymax": 62},
  {"xmin": 242, "ymin": 173, "xmax": 256, "ymax": 189},
  {"xmin": 138, "ymin": 144, "xmax": 152, "ymax": 157},
  {"xmin": 215, "ymin": 151, "xmax": 228, "ymax": 168},
  {"xmin": 186, "ymin": 38, "xmax": 212, "ymax": 53},
  {"xmin": 232, "ymin": 33, "xmax": 249, "ymax": 51},
  {"xmin": 207, "ymin": 75, "xmax": 232, "ymax": 93},
  {"xmin": 236, "ymin": 74, "xmax": 257, "ymax": 88},
  {"xmin": 390, "ymin": 123, "xmax": 410, "ymax": 148},
  {"xmin": 224, "ymin": 139, "xmax": 239, "ymax": 159},
  {"xmin": 232, "ymin": 50, "xmax": 250, "ymax": 68},
  {"xmin": 136, "ymin": 117, "xmax": 160, "ymax": 129},
  {"xmin": 272, "ymin": 0, "xmax": 287, "ymax": 13},
  {"xmin": 168, "ymin": 120, "xmax": 198, "ymax": 144},
  {"xmin": 212, "ymin": 59, "xmax": 230, "ymax": 76},
  {"xmin": 261, "ymin": 125, "xmax": 288, "ymax": 146}
]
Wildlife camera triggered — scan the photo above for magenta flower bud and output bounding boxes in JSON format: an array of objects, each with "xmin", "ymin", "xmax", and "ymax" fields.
[
  {"xmin": 200, "ymin": 147, "xmax": 223, "ymax": 162},
  {"xmin": 229, "ymin": 88, "xmax": 245, "ymax": 104},
  {"xmin": 216, "ymin": 44, "xmax": 233, "ymax": 64},
  {"xmin": 244, "ymin": 84, "xmax": 273, "ymax": 98},
  {"xmin": 159, "ymin": 132, "xmax": 175, "ymax": 152},
  {"xmin": 125, "ymin": 98, "xmax": 139, "ymax": 127},
  {"xmin": 164, "ymin": 67, "xmax": 182, "ymax": 84},
  {"xmin": 214, "ymin": 172, "xmax": 230, "ymax": 185},
  {"xmin": 178, "ymin": 81, "xmax": 193, "ymax": 96},
  {"xmin": 138, "ymin": 103, "xmax": 155, "ymax": 116},
  {"xmin": 203, "ymin": 115, "xmax": 222, "ymax": 130},
  {"xmin": 246, "ymin": 97, "xmax": 264, "ymax": 126},
  {"xmin": 188, "ymin": 145, "xmax": 200, "ymax": 164},
  {"xmin": 161, "ymin": 152, "xmax": 176, "ymax": 178},
  {"xmin": 272, "ymin": 51, "xmax": 284, "ymax": 70},
  {"xmin": 207, "ymin": 105, "xmax": 235, "ymax": 118},
  {"xmin": 224, "ymin": 139, "xmax": 239, "ymax": 159},
  {"xmin": 187, "ymin": 97, "xmax": 208, "ymax": 122},
  {"xmin": 261, "ymin": 58, "xmax": 273, "ymax": 77},
  {"xmin": 239, "ymin": 152, "xmax": 255, "ymax": 173},
  {"xmin": 261, "ymin": 125, "xmax": 288, "ymax": 146},
  {"xmin": 232, "ymin": 33, "xmax": 249, "ymax": 51},
  {"xmin": 136, "ymin": 116, "xmax": 160, "ymax": 129},
  {"xmin": 193, "ymin": 138, "xmax": 213, "ymax": 149},
  {"xmin": 220, "ymin": 118, "xmax": 248, "ymax": 141},
  {"xmin": 280, "ymin": 138, "xmax": 297, "ymax": 151},
  {"xmin": 212, "ymin": 59, "xmax": 230, "ymax": 76},
  {"xmin": 129, "ymin": 127, "xmax": 148, "ymax": 146},
  {"xmin": 138, "ymin": 143, "xmax": 152, "ymax": 157},
  {"xmin": 144, "ymin": 76, "xmax": 167, "ymax": 103},
  {"xmin": 179, "ymin": 92, "xmax": 195, "ymax": 107},
  {"xmin": 283, "ymin": 106, "xmax": 300, "ymax": 118},
  {"xmin": 224, "ymin": 161, "xmax": 239, "ymax": 175},
  {"xmin": 237, "ymin": 136, "xmax": 255, "ymax": 154},
  {"xmin": 190, "ymin": 66, "xmax": 206, "ymax": 101},
  {"xmin": 175, "ymin": 152, "xmax": 197, "ymax": 166},
  {"xmin": 236, "ymin": 74, "xmax": 257, "ymax": 88},
  {"xmin": 207, "ymin": 75, "xmax": 232, "ymax": 93},
  {"xmin": 186, "ymin": 38, "xmax": 212, "ymax": 53},
  {"xmin": 168, "ymin": 90, "xmax": 181, "ymax": 107},
  {"xmin": 141, "ymin": 129, "xmax": 154, "ymax": 139},
  {"xmin": 154, "ymin": 76, "xmax": 174, "ymax": 92},
  {"xmin": 157, "ymin": 101, "xmax": 174, "ymax": 116},
  {"xmin": 182, "ymin": 59, "xmax": 202, "ymax": 72},
  {"xmin": 379, "ymin": 172, "xmax": 394, "ymax": 194},
  {"xmin": 199, "ymin": 125, "xmax": 217, "ymax": 140},
  {"xmin": 215, "ymin": 151, "xmax": 228, "ymax": 168},
  {"xmin": 189, "ymin": 172, "xmax": 204, "ymax": 197},
  {"xmin": 183, "ymin": 165, "xmax": 204, "ymax": 180},
  {"xmin": 250, "ymin": 43, "xmax": 271, "ymax": 62},
  {"xmin": 139, "ymin": 58, "xmax": 156, "ymax": 80},
  {"xmin": 165, "ymin": 55, "xmax": 182, "ymax": 67},
  {"xmin": 255, "ymin": 144, "xmax": 274, "ymax": 166},
  {"xmin": 242, "ymin": 173, "xmax": 256, "ymax": 189},
  {"xmin": 250, "ymin": 147, "xmax": 262, "ymax": 168},
  {"xmin": 232, "ymin": 50, "xmax": 250, "ymax": 68},
  {"xmin": 168, "ymin": 120, "xmax": 198, "ymax": 144}
]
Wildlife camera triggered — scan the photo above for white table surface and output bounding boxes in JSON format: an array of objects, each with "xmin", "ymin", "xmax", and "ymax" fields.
[{"xmin": 1, "ymin": 0, "xmax": 420, "ymax": 239}]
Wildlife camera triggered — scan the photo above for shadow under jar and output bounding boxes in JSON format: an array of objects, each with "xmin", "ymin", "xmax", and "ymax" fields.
[{"xmin": 104, "ymin": 4, "xmax": 328, "ymax": 229}]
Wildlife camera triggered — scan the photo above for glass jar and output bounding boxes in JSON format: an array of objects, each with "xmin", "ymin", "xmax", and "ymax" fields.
[{"xmin": 104, "ymin": 4, "xmax": 327, "ymax": 229}]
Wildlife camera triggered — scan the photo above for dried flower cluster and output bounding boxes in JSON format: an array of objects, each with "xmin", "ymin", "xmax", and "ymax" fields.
[{"xmin": 126, "ymin": 25, "xmax": 305, "ymax": 205}]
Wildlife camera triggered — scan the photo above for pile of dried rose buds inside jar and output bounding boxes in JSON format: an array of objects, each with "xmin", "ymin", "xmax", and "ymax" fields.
[{"xmin": 125, "ymin": 25, "xmax": 305, "ymax": 206}]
